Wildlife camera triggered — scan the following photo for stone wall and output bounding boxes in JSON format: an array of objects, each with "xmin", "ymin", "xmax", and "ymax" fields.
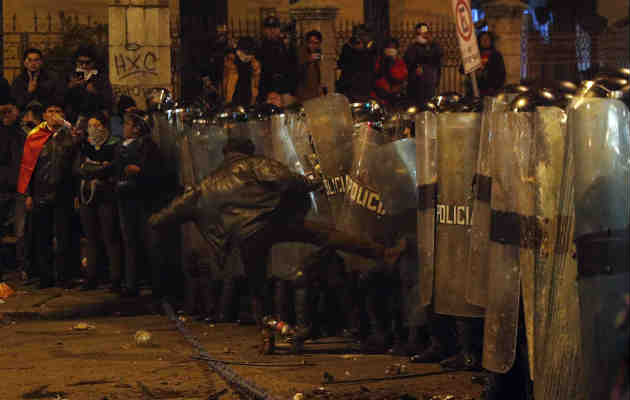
[{"xmin": 108, "ymin": 0, "xmax": 172, "ymax": 108}]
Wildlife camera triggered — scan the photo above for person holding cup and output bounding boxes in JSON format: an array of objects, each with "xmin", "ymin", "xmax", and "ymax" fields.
[
  {"xmin": 295, "ymin": 30, "xmax": 325, "ymax": 102},
  {"xmin": 16, "ymin": 104, "xmax": 79, "ymax": 289}
]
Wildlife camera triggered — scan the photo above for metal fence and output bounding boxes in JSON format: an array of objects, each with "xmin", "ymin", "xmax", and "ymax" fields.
[
  {"xmin": 523, "ymin": 23, "xmax": 629, "ymax": 83},
  {"xmin": 214, "ymin": 12, "xmax": 466, "ymax": 95},
  {"xmin": 12, "ymin": 9, "xmax": 624, "ymax": 100}
]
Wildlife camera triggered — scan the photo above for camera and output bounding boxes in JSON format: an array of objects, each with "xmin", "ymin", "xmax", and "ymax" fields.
[{"xmin": 75, "ymin": 68, "xmax": 98, "ymax": 82}]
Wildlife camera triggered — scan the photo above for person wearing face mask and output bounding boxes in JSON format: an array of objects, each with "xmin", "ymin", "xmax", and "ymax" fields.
[
  {"xmin": 73, "ymin": 112, "xmax": 122, "ymax": 292},
  {"xmin": 0, "ymin": 96, "xmax": 24, "ymax": 280},
  {"xmin": 404, "ymin": 23, "xmax": 443, "ymax": 106},
  {"xmin": 295, "ymin": 30, "xmax": 325, "ymax": 102},
  {"xmin": 17, "ymin": 104, "xmax": 79, "ymax": 289},
  {"xmin": 21, "ymin": 101, "xmax": 44, "ymax": 135},
  {"xmin": 223, "ymin": 37, "xmax": 261, "ymax": 108},
  {"xmin": 371, "ymin": 38, "xmax": 408, "ymax": 106}
]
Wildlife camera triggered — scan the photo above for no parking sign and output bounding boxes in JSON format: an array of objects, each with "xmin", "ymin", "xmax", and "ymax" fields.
[{"xmin": 452, "ymin": 0, "xmax": 482, "ymax": 74}]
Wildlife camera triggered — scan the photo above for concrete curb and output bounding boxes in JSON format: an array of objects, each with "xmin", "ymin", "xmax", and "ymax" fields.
[{"xmin": 1, "ymin": 292, "xmax": 160, "ymax": 321}]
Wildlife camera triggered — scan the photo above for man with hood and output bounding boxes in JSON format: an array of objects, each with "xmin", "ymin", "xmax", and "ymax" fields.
[
  {"xmin": 336, "ymin": 24, "xmax": 377, "ymax": 101},
  {"xmin": 404, "ymin": 23, "xmax": 443, "ymax": 105}
]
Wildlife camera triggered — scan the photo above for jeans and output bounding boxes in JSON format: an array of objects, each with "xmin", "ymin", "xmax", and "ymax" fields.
[
  {"xmin": 80, "ymin": 201, "xmax": 123, "ymax": 285},
  {"xmin": 14, "ymin": 195, "xmax": 32, "ymax": 276},
  {"xmin": 118, "ymin": 198, "xmax": 160, "ymax": 292},
  {"xmin": 31, "ymin": 203, "xmax": 76, "ymax": 285}
]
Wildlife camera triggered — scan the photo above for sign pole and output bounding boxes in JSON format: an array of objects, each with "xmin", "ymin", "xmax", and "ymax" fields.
[{"xmin": 452, "ymin": 0, "xmax": 482, "ymax": 97}]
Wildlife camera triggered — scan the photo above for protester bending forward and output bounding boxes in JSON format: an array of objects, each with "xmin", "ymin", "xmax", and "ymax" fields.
[{"xmin": 148, "ymin": 137, "xmax": 407, "ymax": 327}]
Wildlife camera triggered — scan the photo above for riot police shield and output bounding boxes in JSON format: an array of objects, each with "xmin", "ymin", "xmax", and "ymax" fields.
[
  {"xmin": 189, "ymin": 120, "xmax": 228, "ymax": 183},
  {"xmin": 431, "ymin": 112, "xmax": 485, "ymax": 318},
  {"xmin": 466, "ymin": 96, "xmax": 510, "ymax": 308},
  {"xmin": 570, "ymin": 97, "xmax": 630, "ymax": 399},
  {"xmin": 268, "ymin": 111, "xmax": 332, "ymax": 224},
  {"xmin": 303, "ymin": 94, "xmax": 354, "ymax": 222},
  {"xmin": 337, "ymin": 123, "xmax": 391, "ymax": 246},
  {"xmin": 266, "ymin": 110, "xmax": 333, "ymax": 280},
  {"xmin": 534, "ymin": 107, "xmax": 586, "ymax": 400},
  {"xmin": 337, "ymin": 124, "xmax": 416, "ymax": 270},
  {"xmin": 226, "ymin": 118, "xmax": 273, "ymax": 156},
  {"xmin": 483, "ymin": 111, "xmax": 537, "ymax": 374},
  {"xmin": 416, "ymin": 111, "xmax": 438, "ymax": 307}
]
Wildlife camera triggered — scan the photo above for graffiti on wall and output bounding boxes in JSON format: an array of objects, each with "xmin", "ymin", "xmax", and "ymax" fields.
[{"xmin": 113, "ymin": 50, "xmax": 158, "ymax": 80}]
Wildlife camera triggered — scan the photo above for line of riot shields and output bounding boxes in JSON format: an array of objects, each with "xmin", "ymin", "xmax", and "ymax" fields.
[{"xmin": 145, "ymin": 70, "xmax": 629, "ymax": 399}]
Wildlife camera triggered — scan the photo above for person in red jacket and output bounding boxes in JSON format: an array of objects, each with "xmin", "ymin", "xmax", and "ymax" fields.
[{"xmin": 372, "ymin": 38, "xmax": 408, "ymax": 106}]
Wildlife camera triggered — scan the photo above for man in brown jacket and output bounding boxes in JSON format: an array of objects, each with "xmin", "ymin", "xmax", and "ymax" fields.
[
  {"xmin": 149, "ymin": 137, "xmax": 406, "ymax": 328},
  {"xmin": 295, "ymin": 30, "xmax": 324, "ymax": 102}
]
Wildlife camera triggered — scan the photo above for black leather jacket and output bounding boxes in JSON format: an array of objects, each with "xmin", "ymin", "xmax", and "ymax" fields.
[
  {"xmin": 73, "ymin": 135, "xmax": 121, "ymax": 205},
  {"xmin": 113, "ymin": 135, "xmax": 162, "ymax": 206},
  {"xmin": 26, "ymin": 127, "xmax": 78, "ymax": 207},
  {"xmin": 149, "ymin": 152, "xmax": 319, "ymax": 248},
  {"xmin": 0, "ymin": 123, "xmax": 25, "ymax": 193}
]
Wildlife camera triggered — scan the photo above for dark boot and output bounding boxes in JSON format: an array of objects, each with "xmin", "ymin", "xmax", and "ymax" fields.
[
  {"xmin": 391, "ymin": 326, "xmax": 426, "ymax": 356},
  {"xmin": 251, "ymin": 296, "xmax": 264, "ymax": 329},
  {"xmin": 482, "ymin": 373, "xmax": 502, "ymax": 400},
  {"xmin": 273, "ymin": 279, "xmax": 289, "ymax": 323},
  {"xmin": 410, "ymin": 335, "xmax": 445, "ymax": 363},
  {"xmin": 404, "ymin": 325, "xmax": 429, "ymax": 355},
  {"xmin": 361, "ymin": 283, "xmax": 389, "ymax": 354},
  {"xmin": 217, "ymin": 278, "xmax": 236, "ymax": 322},
  {"xmin": 291, "ymin": 287, "xmax": 311, "ymax": 354},
  {"xmin": 440, "ymin": 317, "xmax": 482, "ymax": 371}
]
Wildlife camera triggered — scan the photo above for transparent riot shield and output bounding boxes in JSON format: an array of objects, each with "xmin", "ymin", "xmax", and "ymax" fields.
[
  {"xmin": 466, "ymin": 96, "xmax": 510, "ymax": 308},
  {"xmin": 570, "ymin": 97, "xmax": 630, "ymax": 399},
  {"xmin": 226, "ymin": 118, "xmax": 273, "ymax": 156},
  {"xmin": 303, "ymin": 95, "xmax": 364, "ymax": 272},
  {"xmin": 337, "ymin": 123, "xmax": 392, "ymax": 249},
  {"xmin": 189, "ymin": 121, "xmax": 228, "ymax": 183},
  {"xmin": 431, "ymin": 112, "xmax": 485, "ymax": 318},
  {"xmin": 303, "ymin": 94, "xmax": 354, "ymax": 223},
  {"xmin": 483, "ymin": 111, "xmax": 537, "ymax": 373},
  {"xmin": 374, "ymin": 138, "xmax": 417, "ymax": 215},
  {"xmin": 416, "ymin": 111, "xmax": 438, "ymax": 307},
  {"xmin": 268, "ymin": 111, "xmax": 332, "ymax": 224},
  {"xmin": 534, "ymin": 107, "xmax": 587, "ymax": 400},
  {"xmin": 266, "ymin": 110, "xmax": 333, "ymax": 280},
  {"xmin": 178, "ymin": 120, "xmax": 230, "ymax": 282}
]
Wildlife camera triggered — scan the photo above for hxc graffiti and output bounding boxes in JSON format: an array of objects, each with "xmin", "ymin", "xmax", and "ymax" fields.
[{"xmin": 114, "ymin": 51, "xmax": 158, "ymax": 80}]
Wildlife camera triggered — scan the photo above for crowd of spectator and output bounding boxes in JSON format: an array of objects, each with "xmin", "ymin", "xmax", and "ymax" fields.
[
  {"xmin": 0, "ymin": 18, "xmax": 506, "ymax": 313},
  {"xmin": 197, "ymin": 17, "xmax": 505, "ymax": 112},
  {"xmin": 0, "ymin": 44, "xmax": 169, "ymax": 301}
]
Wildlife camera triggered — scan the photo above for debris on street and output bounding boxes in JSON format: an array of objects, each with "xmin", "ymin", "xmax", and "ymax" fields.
[
  {"xmin": 72, "ymin": 322, "xmax": 95, "ymax": 331},
  {"xmin": 0, "ymin": 282, "xmax": 15, "ymax": 299},
  {"xmin": 134, "ymin": 330, "xmax": 153, "ymax": 346}
]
